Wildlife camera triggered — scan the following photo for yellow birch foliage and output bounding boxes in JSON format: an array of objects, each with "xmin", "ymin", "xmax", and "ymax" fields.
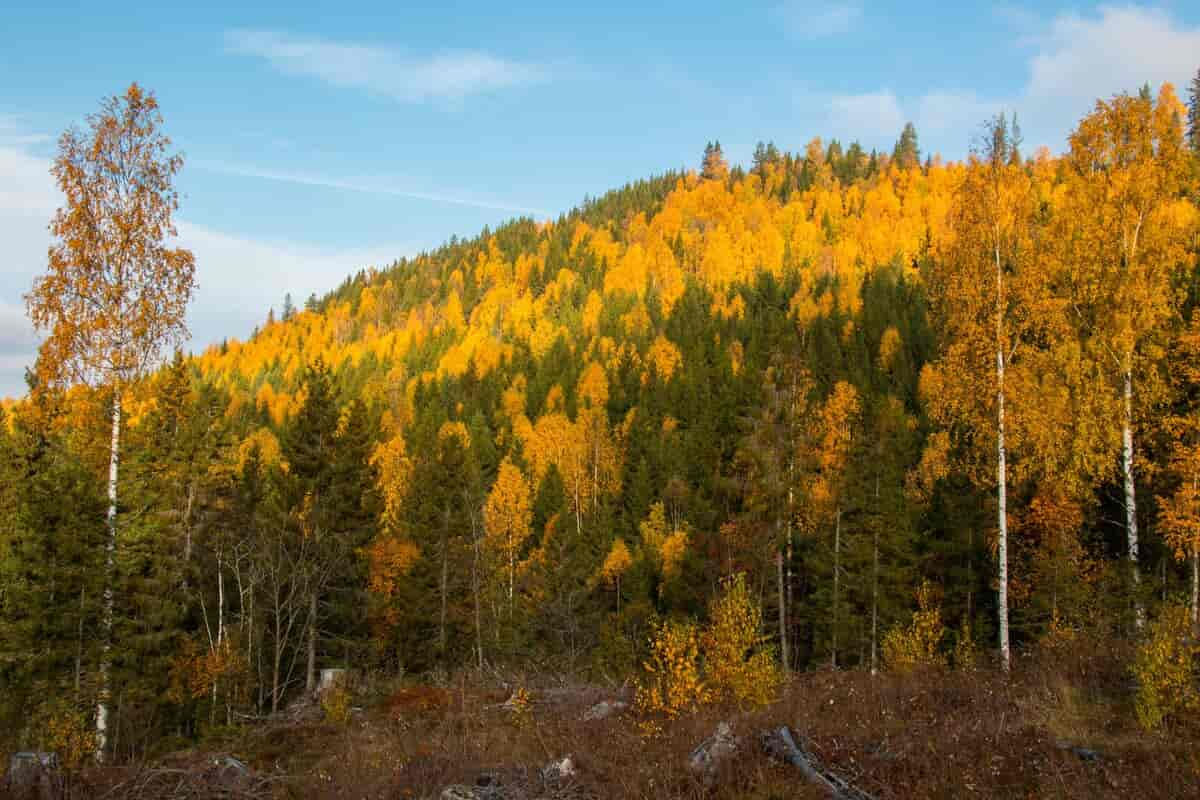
[
  {"xmin": 484, "ymin": 458, "xmax": 533, "ymax": 602},
  {"xmin": 640, "ymin": 501, "xmax": 689, "ymax": 581},
  {"xmin": 1132, "ymin": 605, "xmax": 1200, "ymax": 730},
  {"xmin": 883, "ymin": 580, "xmax": 947, "ymax": 673},
  {"xmin": 372, "ymin": 433, "xmax": 413, "ymax": 530},
  {"xmin": 703, "ymin": 573, "xmax": 781, "ymax": 709},
  {"xmin": 237, "ymin": 427, "xmax": 286, "ymax": 475},
  {"xmin": 599, "ymin": 537, "xmax": 633, "ymax": 587},
  {"xmin": 635, "ymin": 619, "xmax": 709, "ymax": 719}
]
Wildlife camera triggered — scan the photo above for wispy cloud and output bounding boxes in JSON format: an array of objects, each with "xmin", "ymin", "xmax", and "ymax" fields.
[
  {"xmin": 1024, "ymin": 5, "xmax": 1200, "ymax": 112},
  {"xmin": 194, "ymin": 160, "xmax": 550, "ymax": 217},
  {"xmin": 773, "ymin": 2, "xmax": 862, "ymax": 40},
  {"xmin": 0, "ymin": 116, "xmax": 52, "ymax": 148},
  {"xmin": 225, "ymin": 29, "xmax": 547, "ymax": 104}
]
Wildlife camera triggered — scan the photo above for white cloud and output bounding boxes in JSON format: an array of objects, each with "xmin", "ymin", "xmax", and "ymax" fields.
[
  {"xmin": 225, "ymin": 29, "xmax": 546, "ymax": 104},
  {"xmin": 822, "ymin": 5, "xmax": 1200, "ymax": 156},
  {"xmin": 1024, "ymin": 5, "xmax": 1200, "ymax": 121},
  {"xmin": 773, "ymin": 2, "xmax": 862, "ymax": 40},
  {"xmin": 826, "ymin": 90, "xmax": 904, "ymax": 139}
]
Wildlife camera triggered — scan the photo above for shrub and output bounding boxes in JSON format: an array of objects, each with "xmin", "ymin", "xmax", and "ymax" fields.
[
  {"xmin": 1132, "ymin": 604, "xmax": 1200, "ymax": 730},
  {"xmin": 35, "ymin": 700, "xmax": 95, "ymax": 769},
  {"xmin": 883, "ymin": 580, "xmax": 947, "ymax": 673},
  {"xmin": 504, "ymin": 686, "xmax": 534, "ymax": 730},
  {"xmin": 321, "ymin": 678, "xmax": 353, "ymax": 725},
  {"xmin": 635, "ymin": 619, "xmax": 708, "ymax": 718},
  {"xmin": 952, "ymin": 618, "xmax": 978, "ymax": 671},
  {"xmin": 704, "ymin": 573, "xmax": 782, "ymax": 708}
]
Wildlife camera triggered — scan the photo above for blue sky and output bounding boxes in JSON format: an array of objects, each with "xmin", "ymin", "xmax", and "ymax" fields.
[{"xmin": 2, "ymin": 2, "xmax": 1199, "ymax": 397}]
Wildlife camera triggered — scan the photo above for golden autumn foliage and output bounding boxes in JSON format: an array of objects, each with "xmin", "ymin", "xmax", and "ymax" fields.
[
  {"xmin": 639, "ymin": 501, "xmax": 689, "ymax": 581},
  {"xmin": 883, "ymin": 581, "xmax": 947, "ymax": 673},
  {"xmin": 576, "ymin": 361, "xmax": 609, "ymax": 409},
  {"xmin": 484, "ymin": 458, "xmax": 533, "ymax": 609},
  {"xmin": 635, "ymin": 619, "xmax": 708, "ymax": 719},
  {"xmin": 1132, "ymin": 605, "xmax": 1200, "ymax": 730},
  {"xmin": 34, "ymin": 702, "xmax": 97, "ymax": 771},
  {"xmin": 437, "ymin": 420, "xmax": 471, "ymax": 449},
  {"xmin": 15, "ymin": 76, "xmax": 1200, "ymax": 780},
  {"xmin": 372, "ymin": 433, "xmax": 413, "ymax": 531},
  {"xmin": 237, "ymin": 427, "xmax": 286, "ymax": 475},
  {"xmin": 637, "ymin": 573, "xmax": 779, "ymax": 719},
  {"xmin": 366, "ymin": 535, "xmax": 421, "ymax": 630},
  {"xmin": 188, "ymin": 152, "xmax": 965, "ymax": 417},
  {"xmin": 703, "ymin": 573, "xmax": 781, "ymax": 709},
  {"xmin": 598, "ymin": 537, "xmax": 633, "ymax": 591},
  {"xmin": 646, "ymin": 335, "xmax": 682, "ymax": 382},
  {"xmin": 25, "ymin": 83, "xmax": 196, "ymax": 390},
  {"xmin": 167, "ymin": 638, "xmax": 248, "ymax": 707}
]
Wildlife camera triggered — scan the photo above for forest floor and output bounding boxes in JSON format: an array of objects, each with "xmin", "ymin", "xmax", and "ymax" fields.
[{"xmin": 29, "ymin": 641, "xmax": 1200, "ymax": 799}]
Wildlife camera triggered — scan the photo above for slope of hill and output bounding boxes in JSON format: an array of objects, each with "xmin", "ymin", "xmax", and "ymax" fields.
[{"xmin": 3, "ymin": 82, "xmax": 1200, "ymax": 771}]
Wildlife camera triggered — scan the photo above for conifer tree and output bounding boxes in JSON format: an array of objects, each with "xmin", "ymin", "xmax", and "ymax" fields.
[
  {"xmin": 701, "ymin": 141, "xmax": 730, "ymax": 181},
  {"xmin": 1189, "ymin": 67, "xmax": 1200, "ymax": 155},
  {"xmin": 893, "ymin": 122, "xmax": 921, "ymax": 170}
]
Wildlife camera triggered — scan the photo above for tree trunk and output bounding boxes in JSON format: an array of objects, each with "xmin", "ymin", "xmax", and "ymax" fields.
[
  {"xmin": 777, "ymin": 549, "xmax": 789, "ymax": 673},
  {"xmin": 213, "ymin": 552, "xmax": 224, "ymax": 721},
  {"xmin": 1192, "ymin": 540, "xmax": 1198, "ymax": 631},
  {"xmin": 305, "ymin": 592, "xmax": 317, "ymax": 696},
  {"xmin": 272, "ymin": 610, "xmax": 282, "ymax": 715},
  {"xmin": 1122, "ymin": 366, "xmax": 1143, "ymax": 628},
  {"xmin": 832, "ymin": 508, "xmax": 842, "ymax": 670},
  {"xmin": 785, "ymin": 487, "xmax": 794, "ymax": 658},
  {"xmin": 471, "ymin": 524, "xmax": 484, "ymax": 670},
  {"xmin": 995, "ymin": 238, "xmax": 1011, "ymax": 673},
  {"xmin": 96, "ymin": 388, "xmax": 121, "ymax": 762},
  {"xmin": 439, "ymin": 524, "xmax": 449, "ymax": 657},
  {"xmin": 871, "ymin": 476, "xmax": 880, "ymax": 676},
  {"xmin": 75, "ymin": 586, "xmax": 86, "ymax": 696}
]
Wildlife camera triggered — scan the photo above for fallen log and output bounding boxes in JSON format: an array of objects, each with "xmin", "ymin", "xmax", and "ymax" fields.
[{"xmin": 760, "ymin": 726, "xmax": 877, "ymax": 800}]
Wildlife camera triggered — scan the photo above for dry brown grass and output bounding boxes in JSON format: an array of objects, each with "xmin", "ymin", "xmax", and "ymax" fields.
[{"xmin": 63, "ymin": 641, "xmax": 1200, "ymax": 799}]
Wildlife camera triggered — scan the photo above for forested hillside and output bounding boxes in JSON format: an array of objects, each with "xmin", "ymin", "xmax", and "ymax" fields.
[{"xmin": 3, "ymin": 77, "xmax": 1200, "ymax": 767}]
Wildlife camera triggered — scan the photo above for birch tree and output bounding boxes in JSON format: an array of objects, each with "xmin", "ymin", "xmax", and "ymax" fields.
[
  {"xmin": 1058, "ymin": 85, "xmax": 1194, "ymax": 626},
  {"xmin": 484, "ymin": 457, "xmax": 533, "ymax": 626},
  {"xmin": 922, "ymin": 113, "xmax": 1041, "ymax": 671},
  {"xmin": 24, "ymin": 83, "xmax": 195, "ymax": 759}
]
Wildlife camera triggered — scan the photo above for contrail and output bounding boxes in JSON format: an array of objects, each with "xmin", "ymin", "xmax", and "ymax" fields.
[{"xmin": 194, "ymin": 160, "xmax": 551, "ymax": 217}]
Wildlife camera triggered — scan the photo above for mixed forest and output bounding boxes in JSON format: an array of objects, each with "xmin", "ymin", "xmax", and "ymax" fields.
[{"xmin": 4, "ymin": 73, "xmax": 1200, "ymax": 784}]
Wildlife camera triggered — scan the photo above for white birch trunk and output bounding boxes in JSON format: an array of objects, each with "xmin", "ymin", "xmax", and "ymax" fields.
[
  {"xmin": 1122, "ymin": 366, "xmax": 1143, "ymax": 628},
  {"xmin": 995, "ymin": 239, "xmax": 1011, "ymax": 673},
  {"xmin": 96, "ymin": 389, "xmax": 121, "ymax": 762},
  {"xmin": 776, "ymin": 549, "xmax": 788, "ymax": 673},
  {"xmin": 1192, "ymin": 541, "xmax": 1198, "ymax": 631}
]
